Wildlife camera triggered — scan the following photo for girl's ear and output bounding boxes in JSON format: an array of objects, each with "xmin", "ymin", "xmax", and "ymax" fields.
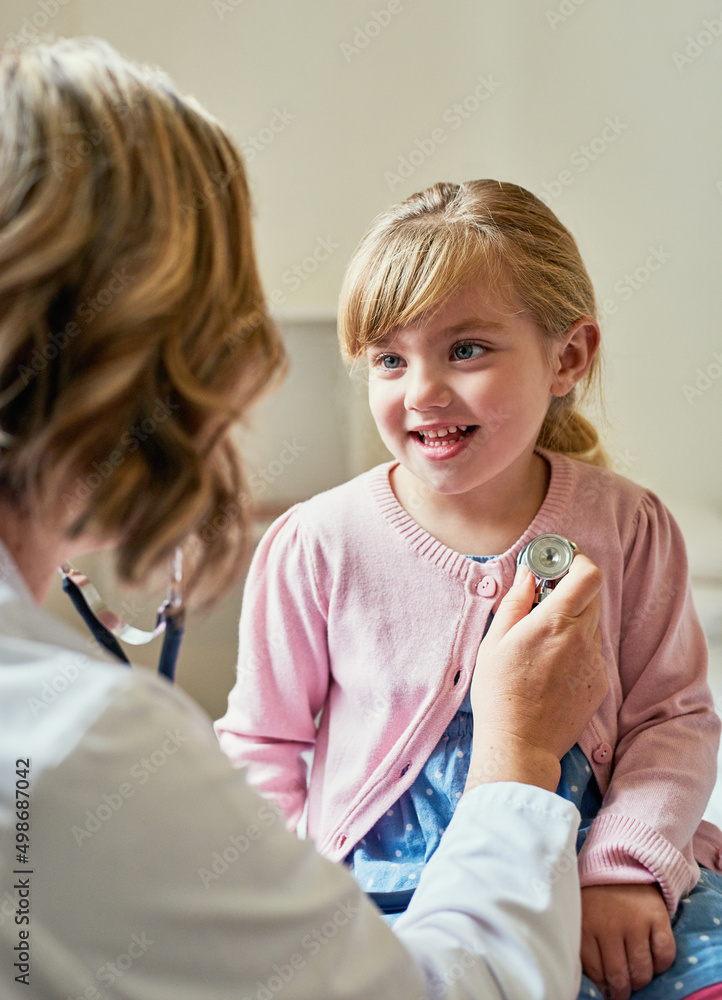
[{"xmin": 550, "ymin": 318, "xmax": 600, "ymax": 397}]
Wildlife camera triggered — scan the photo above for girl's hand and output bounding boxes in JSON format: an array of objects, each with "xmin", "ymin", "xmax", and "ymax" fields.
[
  {"xmin": 581, "ymin": 883, "xmax": 676, "ymax": 1000},
  {"xmin": 466, "ymin": 553, "xmax": 608, "ymax": 792}
]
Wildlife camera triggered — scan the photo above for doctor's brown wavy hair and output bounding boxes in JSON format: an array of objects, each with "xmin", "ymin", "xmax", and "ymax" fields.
[
  {"xmin": 338, "ymin": 179, "xmax": 608, "ymax": 467},
  {"xmin": 0, "ymin": 38, "xmax": 285, "ymax": 606}
]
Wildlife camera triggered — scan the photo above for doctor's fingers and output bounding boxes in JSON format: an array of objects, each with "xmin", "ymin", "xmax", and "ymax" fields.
[
  {"xmin": 481, "ymin": 566, "xmax": 536, "ymax": 645},
  {"xmin": 571, "ymin": 624, "xmax": 608, "ymax": 716},
  {"xmin": 542, "ymin": 553, "xmax": 603, "ymax": 621}
]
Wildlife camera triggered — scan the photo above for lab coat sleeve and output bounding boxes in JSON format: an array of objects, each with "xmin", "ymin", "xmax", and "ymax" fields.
[
  {"xmin": 578, "ymin": 492, "xmax": 721, "ymax": 913},
  {"xmin": 215, "ymin": 506, "xmax": 330, "ymax": 828},
  {"xmin": 34, "ymin": 671, "xmax": 583, "ymax": 1000}
]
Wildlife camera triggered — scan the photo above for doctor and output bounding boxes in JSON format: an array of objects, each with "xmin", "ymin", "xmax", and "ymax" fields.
[{"xmin": 0, "ymin": 39, "xmax": 607, "ymax": 999}]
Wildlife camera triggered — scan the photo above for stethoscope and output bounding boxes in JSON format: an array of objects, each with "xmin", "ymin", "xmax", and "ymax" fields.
[
  {"xmin": 516, "ymin": 533, "xmax": 578, "ymax": 605},
  {"xmin": 59, "ymin": 548, "xmax": 185, "ymax": 682}
]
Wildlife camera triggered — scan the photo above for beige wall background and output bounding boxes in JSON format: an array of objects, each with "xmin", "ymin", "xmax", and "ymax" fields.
[{"xmin": 3, "ymin": 0, "xmax": 721, "ymax": 718}]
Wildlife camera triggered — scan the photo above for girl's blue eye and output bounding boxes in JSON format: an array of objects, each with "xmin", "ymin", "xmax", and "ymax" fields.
[
  {"xmin": 452, "ymin": 343, "xmax": 484, "ymax": 361},
  {"xmin": 378, "ymin": 354, "xmax": 403, "ymax": 370}
]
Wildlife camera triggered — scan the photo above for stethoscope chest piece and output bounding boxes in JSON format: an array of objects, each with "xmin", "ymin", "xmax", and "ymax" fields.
[{"xmin": 517, "ymin": 534, "xmax": 578, "ymax": 605}]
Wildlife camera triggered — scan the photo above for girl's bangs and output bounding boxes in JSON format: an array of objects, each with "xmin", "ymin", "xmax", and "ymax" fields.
[{"xmin": 342, "ymin": 224, "xmax": 503, "ymax": 358}]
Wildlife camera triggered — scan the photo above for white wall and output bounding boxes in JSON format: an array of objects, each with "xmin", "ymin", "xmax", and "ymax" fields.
[
  {"xmin": 2, "ymin": 0, "xmax": 721, "ymax": 714},
  {"xmin": 12, "ymin": 0, "xmax": 715, "ymax": 506}
]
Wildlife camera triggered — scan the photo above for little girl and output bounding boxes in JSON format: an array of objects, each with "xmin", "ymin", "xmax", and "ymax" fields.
[{"xmin": 216, "ymin": 180, "xmax": 722, "ymax": 1000}]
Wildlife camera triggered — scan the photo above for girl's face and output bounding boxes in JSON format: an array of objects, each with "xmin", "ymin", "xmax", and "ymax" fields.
[{"xmin": 366, "ymin": 279, "xmax": 566, "ymax": 503}]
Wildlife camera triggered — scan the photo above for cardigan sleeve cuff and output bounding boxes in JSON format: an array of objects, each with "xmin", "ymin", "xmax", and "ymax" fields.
[{"xmin": 577, "ymin": 812, "xmax": 698, "ymax": 915}]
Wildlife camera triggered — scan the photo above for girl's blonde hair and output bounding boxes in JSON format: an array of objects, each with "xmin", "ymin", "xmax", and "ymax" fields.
[
  {"xmin": 338, "ymin": 179, "xmax": 607, "ymax": 467},
  {"xmin": 0, "ymin": 38, "xmax": 286, "ymax": 606}
]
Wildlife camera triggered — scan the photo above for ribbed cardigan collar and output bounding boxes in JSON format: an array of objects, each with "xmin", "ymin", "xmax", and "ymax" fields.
[{"xmin": 365, "ymin": 448, "xmax": 576, "ymax": 583}]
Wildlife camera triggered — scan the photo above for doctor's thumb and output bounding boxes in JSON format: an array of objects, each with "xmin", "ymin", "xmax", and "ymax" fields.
[{"xmin": 485, "ymin": 565, "xmax": 536, "ymax": 643}]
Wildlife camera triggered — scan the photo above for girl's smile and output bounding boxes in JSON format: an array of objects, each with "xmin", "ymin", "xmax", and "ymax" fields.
[{"xmin": 410, "ymin": 423, "xmax": 476, "ymax": 454}]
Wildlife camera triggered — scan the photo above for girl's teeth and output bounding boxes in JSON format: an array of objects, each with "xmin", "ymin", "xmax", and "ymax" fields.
[
  {"xmin": 419, "ymin": 425, "xmax": 471, "ymax": 446},
  {"xmin": 424, "ymin": 425, "xmax": 459, "ymax": 439}
]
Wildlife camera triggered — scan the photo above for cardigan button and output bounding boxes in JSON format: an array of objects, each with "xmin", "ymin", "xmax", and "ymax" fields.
[
  {"xmin": 476, "ymin": 576, "xmax": 497, "ymax": 597},
  {"xmin": 591, "ymin": 742, "xmax": 612, "ymax": 764}
]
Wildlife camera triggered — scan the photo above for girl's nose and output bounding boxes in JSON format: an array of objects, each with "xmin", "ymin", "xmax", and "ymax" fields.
[{"xmin": 404, "ymin": 366, "xmax": 452, "ymax": 411}]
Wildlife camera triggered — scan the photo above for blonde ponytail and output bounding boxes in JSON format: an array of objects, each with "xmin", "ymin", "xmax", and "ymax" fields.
[{"xmin": 537, "ymin": 396, "xmax": 608, "ymax": 468}]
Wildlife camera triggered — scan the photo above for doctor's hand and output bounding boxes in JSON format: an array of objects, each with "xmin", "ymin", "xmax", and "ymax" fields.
[{"xmin": 466, "ymin": 553, "xmax": 608, "ymax": 793}]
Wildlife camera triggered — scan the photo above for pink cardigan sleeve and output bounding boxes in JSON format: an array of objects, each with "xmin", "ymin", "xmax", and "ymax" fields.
[
  {"xmin": 578, "ymin": 493, "xmax": 721, "ymax": 913},
  {"xmin": 214, "ymin": 507, "xmax": 330, "ymax": 830}
]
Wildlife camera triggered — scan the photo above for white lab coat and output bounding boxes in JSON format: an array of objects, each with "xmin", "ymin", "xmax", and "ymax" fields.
[{"xmin": 0, "ymin": 550, "xmax": 583, "ymax": 999}]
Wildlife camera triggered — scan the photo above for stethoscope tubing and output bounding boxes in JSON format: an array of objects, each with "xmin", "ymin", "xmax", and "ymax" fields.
[
  {"xmin": 59, "ymin": 552, "xmax": 184, "ymax": 682},
  {"xmin": 62, "ymin": 572, "xmax": 131, "ymax": 664}
]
